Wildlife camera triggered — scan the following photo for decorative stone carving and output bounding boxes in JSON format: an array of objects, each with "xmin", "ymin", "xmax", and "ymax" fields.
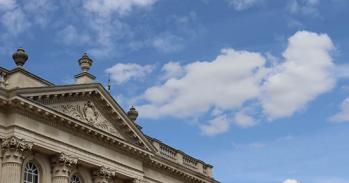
[
  {"xmin": 51, "ymin": 152, "xmax": 78, "ymax": 180},
  {"xmin": 0, "ymin": 136, "xmax": 33, "ymax": 183},
  {"xmin": 50, "ymin": 101, "xmax": 121, "ymax": 137},
  {"xmin": 12, "ymin": 48, "xmax": 28, "ymax": 67},
  {"xmin": 92, "ymin": 166, "xmax": 114, "ymax": 183},
  {"xmin": 1, "ymin": 136, "xmax": 33, "ymax": 163},
  {"xmin": 1, "ymin": 136, "xmax": 33, "ymax": 151}
]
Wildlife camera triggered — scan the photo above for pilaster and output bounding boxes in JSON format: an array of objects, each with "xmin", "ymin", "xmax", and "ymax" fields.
[
  {"xmin": 0, "ymin": 136, "xmax": 33, "ymax": 183},
  {"xmin": 51, "ymin": 153, "xmax": 78, "ymax": 183}
]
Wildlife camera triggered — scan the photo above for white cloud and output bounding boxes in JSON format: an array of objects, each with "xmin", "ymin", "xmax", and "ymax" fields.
[
  {"xmin": 106, "ymin": 63, "xmax": 154, "ymax": 84},
  {"xmin": 234, "ymin": 109, "xmax": 257, "ymax": 128},
  {"xmin": 228, "ymin": 0, "xmax": 262, "ymax": 10},
  {"xmin": 136, "ymin": 31, "xmax": 336, "ymax": 136},
  {"xmin": 200, "ymin": 115, "xmax": 230, "ymax": 136},
  {"xmin": 283, "ymin": 179, "xmax": 300, "ymax": 183},
  {"xmin": 83, "ymin": 0, "xmax": 157, "ymax": 16},
  {"xmin": 330, "ymin": 97, "xmax": 349, "ymax": 122},
  {"xmin": 161, "ymin": 62, "xmax": 184, "ymax": 80},
  {"xmin": 139, "ymin": 48, "xmax": 267, "ymax": 119},
  {"xmin": 261, "ymin": 31, "xmax": 335, "ymax": 119}
]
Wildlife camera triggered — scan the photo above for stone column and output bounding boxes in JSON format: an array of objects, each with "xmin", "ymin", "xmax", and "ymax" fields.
[
  {"xmin": 51, "ymin": 153, "xmax": 78, "ymax": 183},
  {"xmin": 0, "ymin": 136, "xmax": 33, "ymax": 183},
  {"xmin": 92, "ymin": 166, "xmax": 114, "ymax": 183}
]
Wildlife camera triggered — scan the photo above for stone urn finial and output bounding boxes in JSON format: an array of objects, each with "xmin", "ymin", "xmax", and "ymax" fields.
[
  {"xmin": 12, "ymin": 48, "xmax": 28, "ymax": 67},
  {"xmin": 127, "ymin": 106, "xmax": 138, "ymax": 122},
  {"xmin": 78, "ymin": 53, "xmax": 93, "ymax": 73}
]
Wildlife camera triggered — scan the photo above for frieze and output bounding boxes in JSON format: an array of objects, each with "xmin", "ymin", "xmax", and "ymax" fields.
[{"xmin": 49, "ymin": 101, "xmax": 123, "ymax": 138}]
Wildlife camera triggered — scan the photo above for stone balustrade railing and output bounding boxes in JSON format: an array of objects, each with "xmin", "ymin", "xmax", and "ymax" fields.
[
  {"xmin": 147, "ymin": 136, "xmax": 213, "ymax": 178},
  {"xmin": 159, "ymin": 143, "xmax": 177, "ymax": 160}
]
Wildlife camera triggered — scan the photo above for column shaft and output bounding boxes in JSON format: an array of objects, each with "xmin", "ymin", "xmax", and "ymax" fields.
[{"xmin": 0, "ymin": 162, "xmax": 21, "ymax": 183}]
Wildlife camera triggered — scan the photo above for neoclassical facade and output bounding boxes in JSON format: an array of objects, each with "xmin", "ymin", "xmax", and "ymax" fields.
[{"xmin": 0, "ymin": 48, "xmax": 219, "ymax": 183}]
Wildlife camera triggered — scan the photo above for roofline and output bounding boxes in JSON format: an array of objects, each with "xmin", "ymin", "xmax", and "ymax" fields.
[{"xmin": 0, "ymin": 66, "xmax": 54, "ymax": 86}]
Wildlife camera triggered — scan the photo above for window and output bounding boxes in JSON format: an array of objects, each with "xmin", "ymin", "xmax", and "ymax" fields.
[
  {"xmin": 24, "ymin": 162, "xmax": 39, "ymax": 183},
  {"xmin": 70, "ymin": 175, "xmax": 82, "ymax": 183}
]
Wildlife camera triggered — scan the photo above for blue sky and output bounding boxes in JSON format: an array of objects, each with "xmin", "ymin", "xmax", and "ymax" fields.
[{"xmin": 1, "ymin": 0, "xmax": 349, "ymax": 183}]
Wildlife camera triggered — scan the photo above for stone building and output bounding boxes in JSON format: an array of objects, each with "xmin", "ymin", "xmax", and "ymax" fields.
[{"xmin": 0, "ymin": 48, "xmax": 219, "ymax": 183}]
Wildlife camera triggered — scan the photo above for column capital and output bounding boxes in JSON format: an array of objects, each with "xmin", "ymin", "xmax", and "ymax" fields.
[
  {"xmin": 1, "ymin": 136, "xmax": 33, "ymax": 164},
  {"xmin": 92, "ymin": 166, "xmax": 114, "ymax": 183},
  {"xmin": 51, "ymin": 152, "xmax": 78, "ymax": 178},
  {"xmin": 1, "ymin": 136, "xmax": 33, "ymax": 152}
]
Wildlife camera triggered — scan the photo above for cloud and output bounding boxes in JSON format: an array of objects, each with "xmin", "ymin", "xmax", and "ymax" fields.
[
  {"xmin": 249, "ymin": 142, "xmax": 265, "ymax": 149},
  {"xmin": 0, "ymin": 0, "xmax": 55, "ymax": 37},
  {"xmin": 57, "ymin": 25, "xmax": 91, "ymax": 45},
  {"xmin": 330, "ymin": 97, "xmax": 349, "ymax": 122},
  {"xmin": 52, "ymin": 0, "xmax": 158, "ymax": 58},
  {"xmin": 83, "ymin": 0, "xmax": 157, "ymax": 16},
  {"xmin": 228, "ymin": 0, "xmax": 262, "ymax": 10},
  {"xmin": 288, "ymin": 0, "xmax": 320, "ymax": 16},
  {"xmin": 200, "ymin": 115, "xmax": 230, "ymax": 136},
  {"xmin": 139, "ymin": 48, "xmax": 267, "ymax": 119},
  {"xmin": 136, "ymin": 31, "xmax": 335, "ymax": 136},
  {"xmin": 152, "ymin": 33, "xmax": 184, "ymax": 53},
  {"xmin": 0, "ymin": 0, "xmax": 16, "ymax": 10},
  {"xmin": 261, "ymin": 31, "xmax": 335, "ymax": 119},
  {"xmin": 106, "ymin": 63, "xmax": 154, "ymax": 84},
  {"xmin": 333, "ymin": 64, "xmax": 349, "ymax": 78},
  {"xmin": 233, "ymin": 109, "xmax": 257, "ymax": 128},
  {"xmin": 283, "ymin": 179, "xmax": 300, "ymax": 183},
  {"xmin": 22, "ymin": 0, "xmax": 56, "ymax": 27},
  {"xmin": 161, "ymin": 62, "xmax": 184, "ymax": 80},
  {"xmin": 0, "ymin": 7, "xmax": 29, "ymax": 35}
]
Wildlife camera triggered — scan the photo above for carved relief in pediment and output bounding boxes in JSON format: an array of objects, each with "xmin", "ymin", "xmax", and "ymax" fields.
[{"xmin": 50, "ymin": 101, "xmax": 123, "ymax": 138}]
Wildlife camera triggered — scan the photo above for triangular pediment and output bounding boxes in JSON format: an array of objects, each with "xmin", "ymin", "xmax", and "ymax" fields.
[
  {"xmin": 15, "ymin": 84, "xmax": 156, "ymax": 152},
  {"xmin": 48, "ymin": 100, "xmax": 124, "ymax": 139}
]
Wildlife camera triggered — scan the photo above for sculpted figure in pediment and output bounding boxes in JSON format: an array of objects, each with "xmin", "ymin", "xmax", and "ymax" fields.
[
  {"xmin": 50, "ymin": 101, "xmax": 121, "ymax": 138},
  {"xmin": 83, "ymin": 101, "xmax": 98, "ymax": 125}
]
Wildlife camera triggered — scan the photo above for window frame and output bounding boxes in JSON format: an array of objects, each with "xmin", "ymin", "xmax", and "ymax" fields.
[
  {"xmin": 23, "ymin": 162, "xmax": 39, "ymax": 183},
  {"xmin": 70, "ymin": 174, "xmax": 83, "ymax": 183}
]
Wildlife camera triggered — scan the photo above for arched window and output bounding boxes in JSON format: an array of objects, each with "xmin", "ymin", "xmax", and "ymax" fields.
[
  {"xmin": 70, "ymin": 175, "xmax": 82, "ymax": 183},
  {"xmin": 24, "ymin": 162, "xmax": 39, "ymax": 183}
]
